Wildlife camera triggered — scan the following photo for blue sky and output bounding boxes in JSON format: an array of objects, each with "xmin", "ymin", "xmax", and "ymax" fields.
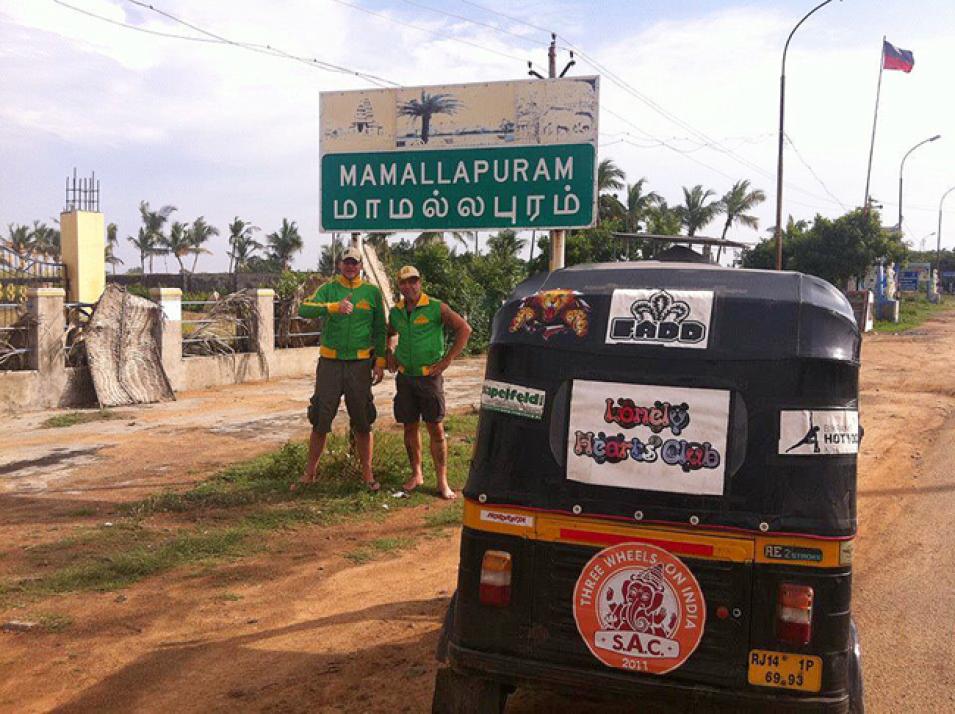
[{"xmin": 2, "ymin": 0, "xmax": 955, "ymax": 271}]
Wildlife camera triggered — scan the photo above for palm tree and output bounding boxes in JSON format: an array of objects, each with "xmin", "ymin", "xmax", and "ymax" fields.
[
  {"xmin": 29, "ymin": 221, "xmax": 60, "ymax": 258},
  {"xmin": 624, "ymin": 179, "xmax": 662, "ymax": 233},
  {"xmin": 187, "ymin": 216, "xmax": 218, "ymax": 272},
  {"xmin": 414, "ymin": 232, "xmax": 444, "ymax": 249},
  {"xmin": 226, "ymin": 217, "xmax": 260, "ymax": 273},
  {"xmin": 597, "ymin": 158, "xmax": 627, "ymax": 222},
  {"xmin": 138, "ymin": 201, "xmax": 176, "ymax": 272},
  {"xmin": 486, "ymin": 229, "xmax": 526, "ymax": 260},
  {"xmin": 675, "ymin": 185, "xmax": 723, "ymax": 237},
  {"xmin": 267, "ymin": 218, "xmax": 303, "ymax": 270},
  {"xmin": 716, "ymin": 179, "xmax": 766, "ymax": 261},
  {"xmin": 128, "ymin": 228, "xmax": 155, "ymax": 274},
  {"xmin": 4, "ymin": 224, "xmax": 33, "ymax": 256},
  {"xmin": 103, "ymin": 222, "xmax": 123, "ymax": 275},
  {"xmin": 397, "ymin": 91, "xmax": 461, "ymax": 144},
  {"xmin": 162, "ymin": 221, "xmax": 192, "ymax": 273},
  {"xmin": 318, "ymin": 233, "xmax": 345, "ymax": 276}
]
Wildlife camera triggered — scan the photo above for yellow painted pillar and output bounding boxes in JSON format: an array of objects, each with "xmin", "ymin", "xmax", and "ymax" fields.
[{"xmin": 59, "ymin": 210, "xmax": 105, "ymax": 304}]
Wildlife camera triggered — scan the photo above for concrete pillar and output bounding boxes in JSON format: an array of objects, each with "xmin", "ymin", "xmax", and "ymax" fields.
[
  {"xmin": 27, "ymin": 287, "xmax": 67, "ymax": 404},
  {"xmin": 150, "ymin": 287, "xmax": 183, "ymax": 390},
  {"xmin": 253, "ymin": 289, "xmax": 276, "ymax": 360},
  {"xmin": 60, "ymin": 210, "xmax": 106, "ymax": 304}
]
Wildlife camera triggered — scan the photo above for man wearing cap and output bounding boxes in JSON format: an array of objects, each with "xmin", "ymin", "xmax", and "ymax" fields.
[
  {"xmin": 387, "ymin": 265, "xmax": 472, "ymax": 500},
  {"xmin": 295, "ymin": 247, "xmax": 386, "ymax": 491}
]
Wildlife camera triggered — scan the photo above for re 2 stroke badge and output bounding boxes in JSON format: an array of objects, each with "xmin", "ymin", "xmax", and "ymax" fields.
[{"xmin": 573, "ymin": 542, "xmax": 706, "ymax": 675}]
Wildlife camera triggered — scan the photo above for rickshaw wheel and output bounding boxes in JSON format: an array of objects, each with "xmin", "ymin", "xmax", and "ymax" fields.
[
  {"xmin": 431, "ymin": 667, "xmax": 508, "ymax": 714},
  {"xmin": 848, "ymin": 619, "xmax": 864, "ymax": 714}
]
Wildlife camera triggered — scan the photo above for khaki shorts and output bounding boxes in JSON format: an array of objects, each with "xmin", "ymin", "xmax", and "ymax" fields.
[
  {"xmin": 308, "ymin": 358, "xmax": 376, "ymax": 433},
  {"xmin": 394, "ymin": 372, "xmax": 445, "ymax": 424}
]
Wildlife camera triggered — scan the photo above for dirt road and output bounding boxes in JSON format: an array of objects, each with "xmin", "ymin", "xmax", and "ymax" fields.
[{"xmin": 2, "ymin": 316, "xmax": 955, "ymax": 712}]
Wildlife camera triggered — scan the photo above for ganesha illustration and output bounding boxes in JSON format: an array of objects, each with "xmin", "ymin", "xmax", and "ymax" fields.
[
  {"xmin": 599, "ymin": 564, "xmax": 679, "ymax": 638},
  {"xmin": 508, "ymin": 289, "xmax": 590, "ymax": 340}
]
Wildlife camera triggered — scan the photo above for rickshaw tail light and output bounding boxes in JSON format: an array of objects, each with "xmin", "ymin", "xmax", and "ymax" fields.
[
  {"xmin": 777, "ymin": 583, "xmax": 814, "ymax": 645},
  {"xmin": 479, "ymin": 550, "xmax": 512, "ymax": 607}
]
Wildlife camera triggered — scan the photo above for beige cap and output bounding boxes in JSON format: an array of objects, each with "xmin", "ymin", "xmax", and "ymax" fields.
[
  {"xmin": 396, "ymin": 265, "xmax": 421, "ymax": 281},
  {"xmin": 341, "ymin": 247, "xmax": 362, "ymax": 262}
]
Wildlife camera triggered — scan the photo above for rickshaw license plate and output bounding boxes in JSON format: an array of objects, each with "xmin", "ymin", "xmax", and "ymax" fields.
[{"xmin": 748, "ymin": 650, "xmax": 822, "ymax": 692}]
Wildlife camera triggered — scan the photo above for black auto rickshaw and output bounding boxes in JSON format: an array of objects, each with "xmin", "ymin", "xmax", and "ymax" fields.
[{"xmin": 433, "ymin": 261, "xmax": 863, "ymax": 713}]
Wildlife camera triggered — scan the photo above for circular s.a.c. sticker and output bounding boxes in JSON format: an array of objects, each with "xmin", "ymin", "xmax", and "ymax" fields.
[{"xmin": 572, "ymin": 542, "xmax": 706, "ymax": 675}]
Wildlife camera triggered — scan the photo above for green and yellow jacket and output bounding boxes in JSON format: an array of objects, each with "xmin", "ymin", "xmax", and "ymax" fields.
[
  {"xmin": 299, "ymin": 276, "xmax": 386, "ymax": 365},
  {"xmin": 389, "ymin": 293, "xmax": 445, "ymax": 376}
]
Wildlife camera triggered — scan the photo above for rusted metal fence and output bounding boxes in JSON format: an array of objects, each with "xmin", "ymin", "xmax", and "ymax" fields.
[
  {"xmin": 181, "ymin": 298, "xmax": 253, "ymax": 357},
  {"xmin": 0, "ymin": 245, "xmax": 67, "ymax": 370},
  {"xmin": 274, "ymin": 297, "xmax": 321, "ymax": 349}
]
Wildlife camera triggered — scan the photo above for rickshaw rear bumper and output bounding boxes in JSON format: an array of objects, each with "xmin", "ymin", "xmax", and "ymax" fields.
[{"xmin": 447, "ymin": 642, "xmax": 850, "ymax": 714}]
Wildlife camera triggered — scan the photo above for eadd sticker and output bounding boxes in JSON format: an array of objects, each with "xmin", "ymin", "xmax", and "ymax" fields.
[
  {"xmin": 606, "ymin": 289, "xmax": 714, "ymax": 349},
  {"xmin": 573, "ymin": 542, "xmax": 705, "ymax": 675}
]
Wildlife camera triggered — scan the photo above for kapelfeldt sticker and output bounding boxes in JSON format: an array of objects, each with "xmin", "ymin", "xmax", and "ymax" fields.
[{"xmin": 573, "ymin": 542, "xmax": 706, "ymax": 675}]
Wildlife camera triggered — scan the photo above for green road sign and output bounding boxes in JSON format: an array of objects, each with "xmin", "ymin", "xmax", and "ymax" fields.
[{"xmin": 321, "ymin": 143, "xmax": 596, "ymax": 232}]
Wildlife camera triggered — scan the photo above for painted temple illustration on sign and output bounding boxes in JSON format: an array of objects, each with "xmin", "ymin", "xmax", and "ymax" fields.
[{"xmin": 320, "ymin": 77, "xmax": 598, "ymax": 154}]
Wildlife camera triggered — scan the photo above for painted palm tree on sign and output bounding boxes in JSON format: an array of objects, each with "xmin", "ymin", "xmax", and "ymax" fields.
[
  {"xmin": 676, "ymin": 185, "xmax": 723, "ymax": 237},
  {"xmin": 187, "ymin": 216, "xmax": 218, "ymax": 272},
  {"xmin": 267, "ymin": 218, "xmax": 303, "ymax": 270},
  {"xmin": 716, "ymin": 179, "xmax": 766, "ymax": 261},
  {"xmin": 398, "ymin": 91, "xmax": 461, "ymax": 144}
]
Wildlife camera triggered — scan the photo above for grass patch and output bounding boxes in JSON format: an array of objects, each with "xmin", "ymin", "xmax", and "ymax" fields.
[
  {"xmin": 344, "ymin": 536, "xmax": 414, "ymax": 564},
  {"xmin": 42, "ymin": 410, "xmax": 128, "ymax": 429},
  {"xmin": 2, "ymin": 414, "xmax": 478, "ymax": 602},
  {"xmin": 424, "ymin": 500, "xmax": 464, "ymax": 529},
  {"xmin": 874, "ymin": 295, "xmax": 954, "ymax": 333},
  {"xmin": 35, "ymin": 612, "xmax": 73, "ymax": 632},
  {"xmin": 216, "ymin": 592, "xmax": 242, "ymax": 602}
]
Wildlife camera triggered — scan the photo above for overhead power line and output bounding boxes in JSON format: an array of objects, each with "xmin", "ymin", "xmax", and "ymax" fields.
[
  {"xmin": 53, "ymin": 0, "xmax": 397, "ymax": 86},
  {"xmin": 396, "ymin": 0, "xmax": 541, "ymax": 48},
  {"xmin": 326, "ymin": 0, "xmax": 544, "ymax": 70},
  {"xmin": 124, "ymin": 0, "xmax": 398, "ymax": 86},
  {"xmin": 784, "ymin": 133, "xmax": 849, "ymax": 211}
]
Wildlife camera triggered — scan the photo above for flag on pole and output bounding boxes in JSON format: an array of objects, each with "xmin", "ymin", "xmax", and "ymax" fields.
[{"xmin": 883, "ymin": 40, "xmax": 914, "ymax": 72}]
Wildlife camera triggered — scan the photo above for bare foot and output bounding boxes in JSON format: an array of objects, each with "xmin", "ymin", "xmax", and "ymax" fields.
[
  {"xmin": 290, "ymin": 472, "xmax": 316, "ymax": 492},
  {"xmin": 403, "ymin": 473, "xmax": 424, "ymax": 492},
  {"xmin": 438, "ymin": 485, "xmax": 457, "ymax": 500}
]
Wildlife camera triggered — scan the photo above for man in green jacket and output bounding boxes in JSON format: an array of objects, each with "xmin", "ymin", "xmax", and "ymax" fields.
[
  {"xmin": 387, "ymin": 265, "xmax": 471, "ymax": 500},
  {"xmin": 295, "ymin": 247, "xmax": 386, "ymax": 491}
]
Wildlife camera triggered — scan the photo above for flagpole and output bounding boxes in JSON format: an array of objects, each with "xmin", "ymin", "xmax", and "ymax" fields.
[{"xmin": 863, "ymin": 36, "xmax": 886, "ymax": 215}]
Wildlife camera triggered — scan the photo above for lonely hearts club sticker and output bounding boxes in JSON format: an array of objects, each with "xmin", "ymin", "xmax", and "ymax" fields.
[{"xmin": 573, "ymin": 542, "xmax": 706, "ymax": 675}]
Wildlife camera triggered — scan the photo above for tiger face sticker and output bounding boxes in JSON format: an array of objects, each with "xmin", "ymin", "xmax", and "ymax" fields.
[
  {"xmin": 573, "ymin": 542, "xmax": 706, "ymax": 675},
  {"xmin": 508, "ymin": 289, "xmax": 590, "ymax": 340}
]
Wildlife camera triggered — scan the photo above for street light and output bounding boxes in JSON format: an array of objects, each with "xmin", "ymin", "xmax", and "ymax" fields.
[
  {"xmin": 919, "ymin": 231, "xmax": 936, "ymax": 252},
  {"xmin": 774, "ymin": 0, "xmax": 840, "ymax": 271},
  {"xmin": 936, "ymin": 186, "xmax": 955, "ymax": 292},
  {"xmin": 899, "ymin": 134, "xmax": 942, "ymax": 235}
]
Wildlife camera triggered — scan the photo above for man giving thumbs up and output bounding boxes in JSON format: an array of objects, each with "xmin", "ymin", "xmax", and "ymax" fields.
[{"xmin": 295, "ymin": 247, "xmax": 386, "ymax": 491}]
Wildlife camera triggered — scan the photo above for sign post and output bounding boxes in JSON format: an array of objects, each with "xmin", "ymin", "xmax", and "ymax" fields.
[{"xmin": 319, "ymin": 77, "xmax": 598, "ymax": 258}]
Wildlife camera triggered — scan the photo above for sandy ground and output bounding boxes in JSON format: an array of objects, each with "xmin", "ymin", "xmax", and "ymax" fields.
[{"xmin": 1, "ymin": 317, "xmax": 955, "ymax": 712}]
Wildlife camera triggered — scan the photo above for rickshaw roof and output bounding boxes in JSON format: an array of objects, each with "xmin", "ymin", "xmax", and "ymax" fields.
[{"xmin": 499, "ymin": 262, "xmax": 860, "ymax": 363}]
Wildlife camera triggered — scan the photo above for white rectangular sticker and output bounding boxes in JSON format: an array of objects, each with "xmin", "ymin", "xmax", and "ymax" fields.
[
  {"xmin": 481, "ymin": 380, "xmax": 546, "ymax": 419},
  {"xmin": 480, "ymin": 509, "xmax": 534, "ymax": 528},
  {"xmin": 605, "ymin": 289, "xmax": 714, "ymax": 349},
  {"xmin": 779, "ymin": 410, "xmax": 859, "ymax": 455},
  {"xmin": 566, "ymin": 380, "xmax": 730, "ymax": 495}
]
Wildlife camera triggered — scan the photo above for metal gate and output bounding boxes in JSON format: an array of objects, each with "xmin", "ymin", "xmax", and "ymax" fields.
[{"xmin": 0, "ymin": 245, "xmax": 68, "ymax": 369}]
